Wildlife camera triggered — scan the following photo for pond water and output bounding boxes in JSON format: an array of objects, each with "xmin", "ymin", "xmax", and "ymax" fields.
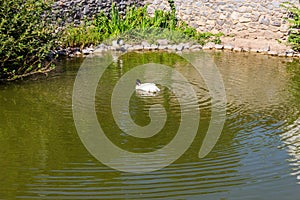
[{"xmin": 0, "ymin": 51, "xmax": 299, "ymax": 199}]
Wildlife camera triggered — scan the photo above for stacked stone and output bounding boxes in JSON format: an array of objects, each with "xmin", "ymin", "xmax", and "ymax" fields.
[
  {"xmin": 144, "ymin": 0, "xmax": 300, "ymax": 42},
  {"xmin": 49, "ymin": 0, "xmax": 300, "ymax": 56},
  {"xmin": 51, "ymin": 0, "xmax": 145, "ymax": 26},
  {"xmin": 145, "ymin": 0, "xmax": 171, "ymax": 15},
  {"xmin": 55, "ymin": 38, "xmax": 300, "ymax": 58},
  {"xmin": 50, "ymin": 0, "xmax": 300, "ymax": 42}
]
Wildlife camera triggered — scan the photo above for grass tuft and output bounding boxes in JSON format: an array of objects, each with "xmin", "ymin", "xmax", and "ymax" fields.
[{"xmin": 60, "ymin": 4, "xmax": 223, "ymax": 48}]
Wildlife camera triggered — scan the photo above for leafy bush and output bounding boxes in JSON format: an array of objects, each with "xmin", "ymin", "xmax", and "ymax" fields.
[
  {"xmin": 62, "ymin": 23, "xmax": 101, "ymax": 49},
  {"xmin": 61, "ymin": 4, "xmax": 222, "ymax": 48},
  {"xmin": 282, "ymin": 2, "xmax": 300, "ymax": 51},
  {"xmin": 0, "ymin": 0, "xmax": 58, "ymax": 81}
]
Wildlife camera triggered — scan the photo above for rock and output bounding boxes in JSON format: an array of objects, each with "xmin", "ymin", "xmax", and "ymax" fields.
[
  {"xmin": 280, "ymin": 24, "xmax": 289, "ymax": 33},
  {"xmin": 122, "ymin": 44, "xmax": 132, "ymax": 50},
  {"xmin": 224, "ymin": 44, "xmax": 234, "ymax": 50},
  {"xmin": 250, "ymin": 48, "xmax": 259, "ymax": 53},
  {"xmin": 208, "ymin": 12, "xmax": 218, "ymax": 20},
  {"xmin": 278, "ymin": 52, "xmax": 287, "ymax": 57},
  {"xmin": 268, "ymin": 51, "xmax": 278, "ymax": 56},
  {"xmin": 191, "ymin": 22, "xmax": 200, "ymax": 29},
  {"xmin": 242, "ymin": 47, "xmax": 250, "ymax": 52},
  {"xmin": 94, "ymin": 48, "xmax": 106, "ymax": 53},
  {"xmin": 112, "ymin": 40, "xmax": 119, "ymax": 48},
  {"xmin": 158, "ymin": 45, "xmax": 168, "ymax": 50},
  {"xmin": 150, "ymin": 44, "xmax": 159, "ymax": 50},
  {"xmin": 257, "ymin": 45, "xmax": 270, "ymax": 53},
  {"xmin": 206, "ymin": 20, "xmax": 215, "ymax": 26},
  {"xmin": 261, "ymin": 17, "xmax": 270, "ymax": 26},
  {"xmin": 83, "ymin": 5, "xmax": 89, "ymax": 15},
  {"xmin": 197, "ymin": 20, "xmax": 206, "ymax": 26},
  {"xmin": 117, "ymin": 38, "xmax": 124, "ymax": 45},
  {"xmin": 74, "ymin": 51, "xmax": 82, "ymax": 55},
  {"xmin": 251, "ymin": 12, "xmax": 261, "ymax": 22},
  {"xmin": 73, "ymin": 47, "xmax": 81, "ymax": 52},
  {"xmin": 239, "ymin": 17, "xmax": 251, "ymax": 23},
  {"xmin": 157, "ymin": 39, "xmax": 169, "ymax": 46},
  {"xmin": 232, "ymin": 20, "xmax": 239, "ymax": 25},
  {"xmin": 82, "ymin": 49, "xmax": 92, "ymax": 54},
  {"xmin": 190, "ymin": 44, "xmax": 202, "ymax": 50},
  {"xmin": 216, "ymin": 19, "xmax": 225, "ymax": 26},
  {"xmin": 127, "ymin": 46, "xmax": 135, "ymax": 51},
  {"xmin": 175, "ymin": 44, "xmax": 184, "ymax": 51},
  {"xmin": 202, "ymin": 42, "xmax": 215, "ymax": 50},
  {"xmin": 286, "ymin": 49, "xmax": 295, "ymax": 54},
  {"xmin": 94, "ymin": 44, "xmax": 107, "ymax": 53},
  {"xmin": 147, "ymin": 6, "xmax": 155, "ymax": 14},
  {"xmin": 168, "ymin": 45, "xmax": 177, "ymax": 51},
  {"xmin": 258, "ymin": 15, "xmax": 264, "ymax": 23},
  {"xmin": 144, "ymin": 43, "xmax": 158, "ymax": 50},
  {"xmin": 57, "ymin": 49, "xmax": 68, "ymax": 56},
  {"xmin": 233, "ymin": 47, "xmax": 242, "ymax": 52},
  {"xmin": 182, "ymin": 43, "xmax": 191, "ymax": 49},
  {"xmin": 239, "ymin": 6, "xmax": 248, "ymax": 13},
  {"xmin": 219, "ymin": 14, "xmax": 227, "ymax": 20},
  {"xmin": 107, "ymin": 46, "xmax": 117, "ymax": 51},
  {"xmin": 272, "ymin": 21, "xmax": 281, "ymax": 27},
  {"xmin": 231, "ymin": 11, "xmax": 239, "ymax": 20},
  {"xmin": 215, "ymin": 44, "xmax": 224, "ymax": 50},
  {"xmin": 118, "ymin": 46, "xmax": 127, "ymax": 52},
  {"xmin": 96, "ymin": 43, "xmax": 107, "ymax": 49},
  {"xmin": 141, "ymin": 41, "xmax": 150, "ymax": 47},
  {"xmin": 133, "ymin": 45, "xmax": 144, "ymax": 51},
  {"xmin": 144, "ymin": 45, "xmax": 152, "ymax": 50}
]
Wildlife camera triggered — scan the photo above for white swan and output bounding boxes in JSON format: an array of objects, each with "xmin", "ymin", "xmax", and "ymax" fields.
[{"xmin": 135, "ymin": 79, "xmax": 160, "ymax": 93}]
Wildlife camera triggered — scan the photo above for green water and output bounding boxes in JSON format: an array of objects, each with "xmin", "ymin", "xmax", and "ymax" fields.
[{"xmin": 0, "ymin": 51, "xmax": 299, "ymax": 199}]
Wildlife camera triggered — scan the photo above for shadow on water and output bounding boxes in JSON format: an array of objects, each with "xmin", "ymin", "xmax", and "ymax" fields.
[{"xmin": 0, "ymin": 51, "xmax": 299, "ymax": 199}]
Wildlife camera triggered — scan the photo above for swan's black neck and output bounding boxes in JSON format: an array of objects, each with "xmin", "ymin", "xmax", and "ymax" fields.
[{"xmin": 136, "ymin": 79, "xmax": 141, "ymax": 86}]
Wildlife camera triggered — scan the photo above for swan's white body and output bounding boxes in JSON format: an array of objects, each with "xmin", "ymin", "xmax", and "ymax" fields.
[{"xmin": 136, "ymin": 79, "xmax": 160, "ymax": 93}]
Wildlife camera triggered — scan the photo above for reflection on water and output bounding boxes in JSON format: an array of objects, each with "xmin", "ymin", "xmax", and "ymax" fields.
[
  {"xmin": 280, "ymin": 61, "xmax": 300, "ymax": 185},
  {"xmin": 282, "ymin": 117, "xmax": 300, "ymax": 184},
  {"xmin": 0, "ymin": 52, "xmax": 299, "ymax": 199}
]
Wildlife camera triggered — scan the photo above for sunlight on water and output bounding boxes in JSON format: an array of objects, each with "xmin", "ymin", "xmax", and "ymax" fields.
[{"xmin": 0, "ymin": 52, "xmax": 299, "ymax": 199}]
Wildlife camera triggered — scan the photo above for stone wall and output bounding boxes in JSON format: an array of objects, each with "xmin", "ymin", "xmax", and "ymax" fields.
[
  {"xmin": 145, "ymin": 0, "xmax": 299, "ymax": 41},
  {"xmin": 51, "ymin": 0, "xmax": 145, "ymax": 26},
  {"xmin": 51, "ymin": 0, "xmax": 300, "ymax": 47}
]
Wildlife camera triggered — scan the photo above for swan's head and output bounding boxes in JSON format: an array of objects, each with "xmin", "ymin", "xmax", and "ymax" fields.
[{"xmin": 136, "ymin": 79, "xmax": 141, "ymax": 86}]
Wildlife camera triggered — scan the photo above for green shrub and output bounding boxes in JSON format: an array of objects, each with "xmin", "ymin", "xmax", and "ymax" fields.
[
  {"xmin": 61, "ymin": 4, "xmax": 222, "ymax": 48},
  {"xmin": 282, "ymin": 2, "xmax": 300, "ymax": 51},
  {"xmin": 62, "ymin": 23, "xmax": 101, "ymax": 49},
  {"xmin": 0, "ymin": 0, "xmax": 58, "ymax": 81}
]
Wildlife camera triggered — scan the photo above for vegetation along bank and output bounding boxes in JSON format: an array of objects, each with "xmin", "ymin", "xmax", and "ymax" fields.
[{"xmin": 1, "ymin": 0, "xmax": 300, "ymax": 81}]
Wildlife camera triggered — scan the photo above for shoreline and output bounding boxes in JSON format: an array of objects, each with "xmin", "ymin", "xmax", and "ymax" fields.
[
  {"xmin": 57, "ymin": 37, "xmax": 299, "ymax": 58},
  {"xmin": 3, "ymin": 37, "xmax": 296, "ymax": 83}
]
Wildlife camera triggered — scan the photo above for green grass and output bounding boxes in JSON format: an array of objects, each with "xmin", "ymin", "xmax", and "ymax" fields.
[
  {"xmin": 60, "ymin": 4, "xmax": 223, "ymax": 48},
  {"xmin": 281, "ymin": 2, "xmax": 300, "ymax": 51}
]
